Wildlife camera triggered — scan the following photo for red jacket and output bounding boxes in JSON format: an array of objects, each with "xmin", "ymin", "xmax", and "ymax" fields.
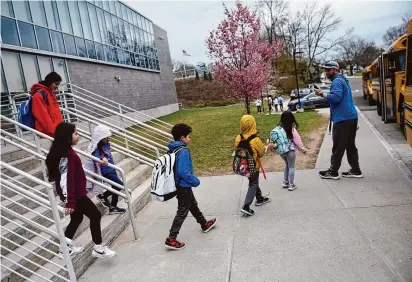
[
  {"xmin": 30, "ymin": 83, "xmax": 63, "ymax": 137},
  {"xmin": 55, "ymin": 148, "xmax": 88, "ymax": 210}
]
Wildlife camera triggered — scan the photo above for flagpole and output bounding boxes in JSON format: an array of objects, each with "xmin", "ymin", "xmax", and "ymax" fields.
[{"xmin": 183, "ymin": 61, "xmax": 186, "ymax": 77}]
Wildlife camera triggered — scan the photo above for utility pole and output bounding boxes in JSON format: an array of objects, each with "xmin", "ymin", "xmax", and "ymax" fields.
[{"xmin": 293, "ymin": 50, "xmax": 303, "ymax": 110}]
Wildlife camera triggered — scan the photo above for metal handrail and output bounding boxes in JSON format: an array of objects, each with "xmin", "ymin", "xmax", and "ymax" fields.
[
  {"xmin": 0, "ymin": 115, "xmax": 138, "ymax": 240},
  {"xmin": 68, "ymin": 83, "xmax": 173, "ymax": 130},
  {"xmin": 0, "ymin": 161, "xmax": 76, "ymax": 282}
]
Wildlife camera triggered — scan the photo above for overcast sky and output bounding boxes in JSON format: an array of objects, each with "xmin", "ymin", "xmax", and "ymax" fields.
[{"xmin": 126, "ymin": 0, "xmax": 412, "ymax": 66}]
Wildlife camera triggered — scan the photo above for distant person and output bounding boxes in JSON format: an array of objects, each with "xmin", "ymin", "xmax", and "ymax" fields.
[
  {"xmin": 273, "ymin": 96, "xmax": 279, "ymax": 112},
  {"xmin": 267, "ymin": 96, "xmax": 273, "ymax": 115},
  {"xmin": 278, "ymin": 96, "xmax": 284, "ymax": 111},
  {"xmin": 46, "ymin": 123, "xmax": 117, "ymax": 259},
  {"xmin": 234, "ymin": 115, "xmax": 271, "ymax": 216},
  {"xmin": 31, "ymin": 72, "xmax": 63, "ymax": 137},
  {"xmin": 255, "ymin": 99, "xmax": 262, "ymax": 114},
  {"xmin": 315, "ymin": 61, "xmax": 362, "ymax": 179},
  {"xmin": 269, "ymin": 111, "xmax": 307, "ymax": 191},
  {"xmin": 165, "ymin": 124, "xmax": 217, "ymax": 250}
]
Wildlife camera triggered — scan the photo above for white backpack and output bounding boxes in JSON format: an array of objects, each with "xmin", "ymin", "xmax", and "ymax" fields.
[{"xmin": 151, "ymin": 146, "xmax": 186, "ymax": 202}]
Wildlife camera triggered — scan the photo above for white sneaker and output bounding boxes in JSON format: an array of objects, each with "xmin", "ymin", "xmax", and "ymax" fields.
[
  {"xmin": 92, "ymin": 244, "xmax": 117, "ymax": 258},
  {"xmin": 59, "ymin": 238, "xmax": 84, "ymax": 258}
]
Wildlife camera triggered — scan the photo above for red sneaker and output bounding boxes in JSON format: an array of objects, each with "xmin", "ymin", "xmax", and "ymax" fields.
[
  {"xmin": 201, "ymin": 218, "xmax": 217, "ymax": 233},
  {"xmin": 165, "ymin": 238, "xmax": 186, "ymax": 250}
]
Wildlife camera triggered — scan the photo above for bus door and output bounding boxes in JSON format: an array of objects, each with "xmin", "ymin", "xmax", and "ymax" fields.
[{"xmin": 383, "ymin": 53, "xmax": 397, "ymax": 123}]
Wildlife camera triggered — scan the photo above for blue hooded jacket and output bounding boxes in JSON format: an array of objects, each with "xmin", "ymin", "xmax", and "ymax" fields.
[
  {"xmin": 93, "ymin": 142, "xmax": 115, "ymax": 175},
  {"xmin": 326, "ymin": 74, "xmax": 358, "ymax": 122},
  {"xmin": 168, "ymin": 141, "xmax": 200, "ymax": 188}
]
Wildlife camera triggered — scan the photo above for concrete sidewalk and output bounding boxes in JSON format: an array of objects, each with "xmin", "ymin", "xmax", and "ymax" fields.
[{"xmin": 80, "ymin": 112, "xmax": 412, "ymax": 282}]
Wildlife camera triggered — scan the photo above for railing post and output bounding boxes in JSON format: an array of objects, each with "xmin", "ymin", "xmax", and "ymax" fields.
[
  {"xmin": 33, "ymin": 134, "xmax": 48, "ymax": 182},
  {"xmin": 88, "ymin": 121, "xmax": 93, "ymax": 136},
  {"xmin": 120, "ymin": 170, "xmax": 139, "ymax": 241},
  {"xmin": 63, "ymin": 94, "xmax": 71, "ymax": 123},
  {"xmin": 11, "ymin": 97, "xmax": 23, "ymax": 138},
  {"xmin": 118, "ymin": 105, "xmax": 130, "ymax": 150}
]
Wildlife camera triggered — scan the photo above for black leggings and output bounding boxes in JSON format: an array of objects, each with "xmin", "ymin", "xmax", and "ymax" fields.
[{"xmin": 65, "ymin": 196, "xmax": 102, "ymax": 244}]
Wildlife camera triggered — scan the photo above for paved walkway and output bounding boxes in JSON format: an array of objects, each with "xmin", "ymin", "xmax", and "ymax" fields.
[{"xmin": 80, "ymin": 110, "xmax": 412, "ymax": 282}]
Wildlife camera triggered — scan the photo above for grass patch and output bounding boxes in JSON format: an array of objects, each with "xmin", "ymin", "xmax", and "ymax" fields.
[{"xmin": 157, "ymin": 104, "xmax": 324, "ymax": 175}]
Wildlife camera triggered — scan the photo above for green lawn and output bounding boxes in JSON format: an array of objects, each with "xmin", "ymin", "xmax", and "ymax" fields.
[{"xmin": 155, "ymin": 104, "xmax": 324, "ymax": 175}]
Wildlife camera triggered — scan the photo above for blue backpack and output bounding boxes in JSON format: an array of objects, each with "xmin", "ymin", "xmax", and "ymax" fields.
[
  {"xmin": 18, "ymin": 90, "xmax": 48, "ymax": 129},
  {"xmin": 269, "ymin": 126, "xmax": 291, "ymax": 155}
]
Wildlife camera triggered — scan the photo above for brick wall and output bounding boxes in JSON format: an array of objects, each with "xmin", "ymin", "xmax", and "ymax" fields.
[{"xmin": 66, "ymin": 24, "xmax": 178, "ymax": 111}]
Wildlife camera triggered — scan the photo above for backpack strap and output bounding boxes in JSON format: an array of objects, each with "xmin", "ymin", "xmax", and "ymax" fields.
[
  {"xmin": 171, "ymin": 145, "xmax": 186, "ymax": 154},
  {"xmin": 34, "ymin": 90, "xmax": 49, "ymax": 106},
  {"xmin": 246, "ymin": 134, "xmax": 257, "ymax": 142}
]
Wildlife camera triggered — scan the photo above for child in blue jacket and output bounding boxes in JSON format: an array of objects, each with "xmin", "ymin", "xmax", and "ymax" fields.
[
  {"xmin": 165, "ymin": 123, "xmax": 217, "ymax": 250},
  {"xmin": 89, "ymin": 125, "xmax": 126, "ymax": 215}
]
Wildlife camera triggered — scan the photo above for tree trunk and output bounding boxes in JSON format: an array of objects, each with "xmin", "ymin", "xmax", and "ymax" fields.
[{"xmin": 245, "ymin": 96, "xmax": 251, "ymax": 114}]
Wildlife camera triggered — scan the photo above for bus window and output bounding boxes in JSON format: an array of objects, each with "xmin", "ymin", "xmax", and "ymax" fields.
[{"xmin": 399, "ymin": 50, "xmax": 406, "ymax": 71}]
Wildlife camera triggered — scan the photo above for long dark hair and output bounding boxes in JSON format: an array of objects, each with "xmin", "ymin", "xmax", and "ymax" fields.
[
  {"xmin": 46, "ymin": 123, "xmax": 76, "ymax": 181},
  {"xmin": 39, "ymin": 72, "xmax": 62, "ymax": 87},
  {"xmin": 280, "ymin": 111, "xmax": 299, "ymax": 140}
]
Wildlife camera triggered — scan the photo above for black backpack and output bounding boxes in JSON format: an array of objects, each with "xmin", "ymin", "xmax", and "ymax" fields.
[{"xmin": 233, "ymin": 134, "xmax": 258, "ymax": 177}]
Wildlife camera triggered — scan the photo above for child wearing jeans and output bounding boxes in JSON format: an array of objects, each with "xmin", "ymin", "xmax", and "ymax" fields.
[
  {"xmin": 234, "ymin": 115, "xmax": 271, "ymax": 216},
  {"xmin": 165, "ymin": 123, "xmax": 217, "ymax": 250},
  {"xmin": 88, "ymin": 125, "xmax": 126, "ymax": 215},
  {"xmin": 278, "ymin": 111, "xmax": 307, "ymax": 191},
  {"xmin": 46, "ymin": 122, "xmax": 116, "ymax": 258}
]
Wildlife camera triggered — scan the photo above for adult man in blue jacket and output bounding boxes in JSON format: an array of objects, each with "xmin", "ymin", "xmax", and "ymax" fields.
[{"xmin": 315, "ymin": 61, "xmax": 363, "ymax": 179}]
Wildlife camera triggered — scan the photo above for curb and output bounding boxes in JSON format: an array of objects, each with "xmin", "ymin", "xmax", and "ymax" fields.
[{"xmin": 356, "ymin": 106, "xmax": 412, "ymax": 187}]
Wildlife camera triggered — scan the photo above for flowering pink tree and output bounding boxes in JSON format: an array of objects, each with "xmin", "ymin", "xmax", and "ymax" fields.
[{"xmin": 206, "ymin": 1, "xmax": 282, "ymax": 114}]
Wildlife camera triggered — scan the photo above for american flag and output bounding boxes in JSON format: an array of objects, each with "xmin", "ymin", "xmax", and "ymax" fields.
[{"xmin": 182, "ymin": 50, "xmax": 190, "ymax": 56}]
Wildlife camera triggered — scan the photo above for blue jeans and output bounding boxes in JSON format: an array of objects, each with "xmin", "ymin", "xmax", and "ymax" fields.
[
  {"xmin": 280, "ymin": 150, "xmax": 296, "ymax": 185},
  {"xmin": 102, "ymin": 171, "xmax": 123, "ymax": 207}
]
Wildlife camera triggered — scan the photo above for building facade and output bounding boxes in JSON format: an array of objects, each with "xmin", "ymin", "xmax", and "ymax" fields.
[{"xmin": 1, "ymin": 0, "xmax": 178, "ymax": 117}]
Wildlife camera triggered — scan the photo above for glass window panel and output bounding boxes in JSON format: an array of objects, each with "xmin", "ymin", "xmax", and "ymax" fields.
[
  {"xmin": 29, "ymin": 1, "xmax": 47, "ymax": 26},
  {"xmin": 124, "ymin": 51, "xmax": 131, "ymax": 65},
  {"xmin": 121, "ymin": 5, "xmax": 128, "ymax": 21},
  {"xmin": 52, "ymin": 58, "xmax": 68, "ymax": 89},
  {"xmin": 50, "ymin": 31, "xmax": 65, "ymax": 53},
  {"xmin": 109, "ymin": 1, "xmax": 116, "ymax": 15},
  {"xmin": 86, "ymin": 40, "xmax": 96, "ymax": 59},
  {"xmin": 111, "ymin": 15, "xmax": 120, "ymax": 47},
  {"xmin": 1, "ymin": 17, "xmax": 20, "ymax": 46},
  {"xmin": 127, "ymin": 9, "xmax": 133, "ymax": 24},
  {"xmin": 120, "ymin": 20, "xmax": 127, "ymax": 49},
  {"xmin": 134, "ymin": 54, "xmax": 140, "ymax": 67},
  {"xmin": 95, "ymin": 0, "xmax": 102, "ymax": 8},
  {"xmin": 78, "ymin": 1, "xmax": 93, "ymax": 40},
  {"xmin": 13, "ymin": 1, "xmax": 32, "ymax": 22},
  {"xmin": 87, "ymin": 4, "xmax": 101, "ymax": 42},
  {"xmin": 132, "ymin": 12, "xmax": 137, "ymax": 27},
  {"xmin": 37, "ymin": 56, "xmax": 53, "ymax": 80},
  {"xmin": 104, "ymin": 12, "xmax": 114, "ymax": 46},
  {"xmin": 63, "ymin": 34, "xmax": 76, "ymax": 56},
  {"xmin": 43, "ymin": 1, "xmax": 60, "ymax": 31},
  {"xmin": 36, "ymin": 26, "xmax": 52, "ymax": 52},
  {"xmin": 127, "ymin": 23, "xmax": 134, "ymax": 51},
  {"xmin": 21, "ymin": 54, "xmax": 40, "ymax": 90},
  {"xmin": 2, "ymin": 51, "xmax": 25, "ymax": 92},
  {"xmin": 112, "ymin": 47, "xmax": 119, "ymax": 63},
  {"xmin": 2, "ymin": 1, "xmax": 14, "ymax": 17},
  {"xmin": 149, "ymin": 21, "xmax": 153, "ymax": 34},
  {"xmin": 140, "ymin": 55, "xmax": 146, "ymax": 68},
  {"xmin": 1, "ymin": 65, "xmax": 7, "ymax": 93},
  {"xmin": 18, "ymin": 21, "xmax": 37, "ymax": 49},
  {"xmin": 68, "ymin": 1, "xmax": 83, "ymax": 37},
  {"xmin": 130, "ymin": 52, "xmax": 135, "ymax": 66},
  {"xmin": 89, "ymin": 0, "xmax": 95, "ymax": 4},
  {"xmin": 56, "ymin": 1, "xmax": 73, "ymax": 34},
  {"xmin": 115, "ymin": 2, "xmax": 122, "ymax": 17},
  {"xmin": 95, "ymin": 43, "xmax": 104, "ymax": 60},
  {"xmin": 102, "ymin": 0, "xmax": 110, "ymax": 12},
  {"xmin": 75, "ymin": 37, "xmax": 87, "ymax": 57},
  {"xmin": 118, "ymin": 49, "xmax": 125, "ymax": 64},
  {"xmin": 104, "ymin": 45, "xmax": 112, "ymax": 62},
  {"xmin": 96, "ymin": 8, "xmax": 107, "ymax": 44}
]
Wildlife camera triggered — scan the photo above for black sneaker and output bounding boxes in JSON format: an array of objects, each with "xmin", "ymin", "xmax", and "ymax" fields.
[
  {"xmin": 109, "ymin": 207, "xmax": 126, "ymax": 214},
  {"xmin": 342, "ymin": 169, "xmax": 363, "ymax": 178},
  {"xmin": 319, "ymin": 169, "xmax": 340, "ymax": 180},
  {"xmin": 240, "ymin": 205, "xmax": 255, "ymax": 215},
  {"xmin": 165, "ymin": 238, "xmax": 186, "ymax": 250},
  {"xmin": 255, "ymin": 197, "xmax": 271, "ymax": 206},
  {"xmin": 97, "ymin": 194, "xmax": 111, "ymax": 208}
]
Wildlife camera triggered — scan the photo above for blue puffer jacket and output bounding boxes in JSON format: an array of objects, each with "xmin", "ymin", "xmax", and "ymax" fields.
[
  {"xmin": 168, "ymin": 141, "xmax": 200, "ymax": 188},
  {"xmin": 326, "ymin": 74, "xmax": 358, "ymax": 122},
  {"xmin": 93, "ymin": 143, "xmax": 115, "ymax": 175}
]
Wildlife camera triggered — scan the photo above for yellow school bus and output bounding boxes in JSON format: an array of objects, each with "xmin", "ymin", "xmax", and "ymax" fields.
[
  {"xmin": 362, "ymin": 65, "xmax": 372, "ymax": 102},
  {"xmin": 370, "ymin": 57, "xmax": 380, "ymax": 108},
  {"xmin": 404, "ymin": 17, "xmax": 412, "ymax": 146}
]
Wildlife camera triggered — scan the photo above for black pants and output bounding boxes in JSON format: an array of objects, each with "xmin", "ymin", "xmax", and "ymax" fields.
[
  {"xmin": 102, "ymin": 171, "xmax": 123, "ymax": 207},
  {"xmin": 257, "ymin": 106, "xmax": 262, "ymax": 114},
  {"xmin": 65, "ymin": 196, "xmax": 102, "ymax": 244},
  {"xmin": 169, "ymin": 187, "xmax": 206, "ymax": 239},
  {"xmin": 330, "ymin": 118, "xmax": 361, "ymax": 173},
  {"xmin": 279, "ymin": 103, "xmax": 283, "ymax": 111}
]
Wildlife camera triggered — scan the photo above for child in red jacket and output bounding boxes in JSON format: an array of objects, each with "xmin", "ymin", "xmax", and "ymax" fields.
[{"xmin": 46, "ymin": 122, "xmax": 116, "ymax": 259}]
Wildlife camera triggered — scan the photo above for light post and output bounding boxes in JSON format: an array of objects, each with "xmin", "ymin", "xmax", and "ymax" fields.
[{"xmin": 293, "ymin": 50, "xmax": 304, "ymax": 111}]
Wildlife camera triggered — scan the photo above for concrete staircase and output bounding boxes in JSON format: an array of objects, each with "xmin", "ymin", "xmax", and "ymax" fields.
[{"xmin": 1, "ymin": 135, "xmax": 153, "ymax": 281}]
